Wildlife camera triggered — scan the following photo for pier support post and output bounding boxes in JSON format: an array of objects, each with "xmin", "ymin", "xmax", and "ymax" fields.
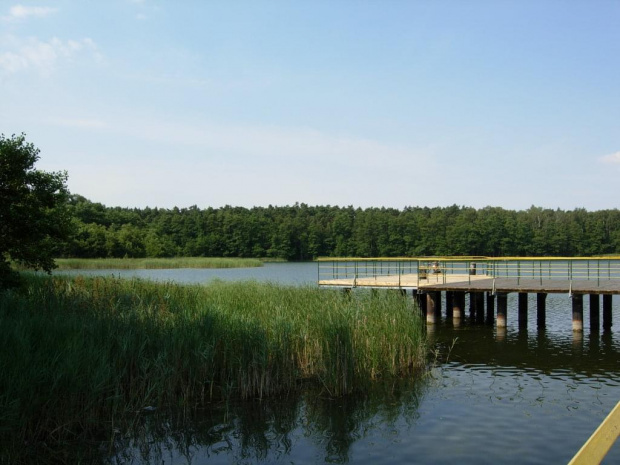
[
  {"xmin": 426, "ymin": 292, "xmax": 440, "ymax": 324},
  {"xmin": 518, "ymin": 293, "xmax": 528, "ymax": 327},
  {"xmin": 475, "ymin": 292, "xmax": 485, "ymax": 324},
  {"xmin": 603, "ymin": 294, "xmax": 612, "ymax": 330},
  {"xmin": 590, "ymin": 294, "xmax": 600, "ymax": 332},
  {"xmin": 453, "ymin": 292, "xmax": 465, "ymax": 327},
  {"xmin": 572, "ymin": 294, "xmax": 584, "ymax": 332},
  {"xmin": 537, "ymin": 293, "xmax": 547, "ymax": 328},
  {"xmin": 469, "ymin": 292, "xmax": 477, "ymax": 321},
  {"xmin": 446, "ymin": 291, "xmax": 454, "ymax": 319},
  {"xmin": 415, "ymin": 292, "xmax": 427, "ymax": 317},
  {"xmin": 486, "ymin": 292, "xmax": 495, "ymax": 324},
  {"xmin": 453, "ymin": 292, "xmax": 465, "ymax": 319},
  {"xmin": 497, "ymin": 293, "xmax": 508, "ymax": 328}
]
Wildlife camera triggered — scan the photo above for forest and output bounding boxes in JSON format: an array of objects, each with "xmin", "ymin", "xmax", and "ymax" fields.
[{"xmin": 57, "ymin": 195, "xmax": 620, "ymax": 260}]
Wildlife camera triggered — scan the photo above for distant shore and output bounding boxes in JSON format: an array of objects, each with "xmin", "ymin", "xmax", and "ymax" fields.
[{"xmin": 51, "ymin": 257, "xmax": 266, "ymax": 270}]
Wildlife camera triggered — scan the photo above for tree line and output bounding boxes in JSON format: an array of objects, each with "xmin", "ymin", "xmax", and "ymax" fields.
[{"xmin": 59, "ymin": 195, "xmax": 620, "ymax": 260}]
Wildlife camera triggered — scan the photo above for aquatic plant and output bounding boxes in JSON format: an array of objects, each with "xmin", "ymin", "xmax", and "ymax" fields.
[
  {"xmin": 0, "ymin": 275, "xmax": 425, "ymax": 462},
  {"xmin": 51, "ymin": 256, "xmax": 264, "ymax": 270}
]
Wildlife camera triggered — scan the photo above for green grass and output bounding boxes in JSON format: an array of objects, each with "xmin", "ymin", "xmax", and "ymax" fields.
[
  {"xmin": 0, "ymin": 275, "xmax": 425, "ymax": 462},
  {"xmin": 52, "ymin": 257, "xmax": 264, "ymax": 270}
]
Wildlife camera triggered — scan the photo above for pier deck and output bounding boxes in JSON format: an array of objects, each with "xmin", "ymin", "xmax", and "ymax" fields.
[
  {"xmin": 317, "ymin": 256, "xmax": 620, "ymax": 295},
  {"xmin": 318, "ymin": 257, "xmax": 620, "ymax": 331},
  {"xmin": 319, "ymin": 274, "xmax": 620, "ymax": 294}
]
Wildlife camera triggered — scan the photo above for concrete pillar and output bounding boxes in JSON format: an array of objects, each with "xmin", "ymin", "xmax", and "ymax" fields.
[
  {"xmin": 603, "ymin": 294, "xmax": 612, "ymax": 331},
  {"xmin": 415, "ymin": 292, "xmax": 427, "ymax": 317},
  {"xmin": 497, "ymin": 293, "xmax": 508, "ymax": 328},
  {"xmin": 572, "ymin": 294, "xmax": 584, "ymax": 332},
  {"xmin": 475, "ymin": 292, "xmax": 485, "ymax": 324},
  {"xmin": 446, "ymin": 291, "xmax": 454, "ymax": 319},
  {"xmin": 590, "ymin": 294, "xmax": 600, "ymax": 332},
  {"xmin": 469, "ymin": 292, "xmax": 477, "ymax": 320},
  {"xmin": 537, "ymin": 293, "xmax": 547, "ymax": 328},
  {"xmin": 518, "ymin": 293, "xmax": 528, "ymax": 326},
  {"xmin": 426, "ymin": 292, "xmax": 440, "ymax": 324},
  {"xmin": 453, "ymin": 292, "xmax": 465, "ymax": 320},
  {"xmin": 486, "ymin": 292, "xmax": 495, "ymax": 324}
]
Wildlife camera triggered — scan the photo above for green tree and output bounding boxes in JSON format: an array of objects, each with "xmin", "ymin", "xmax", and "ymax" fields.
[{"xmin": 0, "ymin": 134, "xmax": 72, "ymax": 288}]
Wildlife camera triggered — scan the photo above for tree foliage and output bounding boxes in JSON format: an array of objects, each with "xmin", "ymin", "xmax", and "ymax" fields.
[
  {"xmin": 57, "ymin": 197, "xmax": 620, "ymax": 261},
  {"xmin": 0, "ymin": 134, "xmax": 72, "ymax": 288}
]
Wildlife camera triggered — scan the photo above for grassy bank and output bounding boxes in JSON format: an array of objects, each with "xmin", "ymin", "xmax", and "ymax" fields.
[
  {"xmin": 52, "ymin": 256, "xmax": 264, "ymax": 270},
  {"xmin": 0, "ymin": 275, "xmax": 425, "ymax": 462}
]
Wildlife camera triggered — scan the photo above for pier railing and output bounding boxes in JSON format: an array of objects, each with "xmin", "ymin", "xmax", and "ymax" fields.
[{"xmin": 317, "ymin": 257, "xmax": 620, "ymax": 289}]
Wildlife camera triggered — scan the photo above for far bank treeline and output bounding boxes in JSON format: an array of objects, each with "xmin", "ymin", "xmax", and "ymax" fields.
[{"xmin": 58, "ymin": 196, "xmax": 620, "ymax": 260}]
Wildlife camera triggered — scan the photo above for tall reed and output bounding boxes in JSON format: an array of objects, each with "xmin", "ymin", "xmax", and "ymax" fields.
[
  {"xmin": 0, "ymin": 275, "xmax": 425, "ymax": 462},
  {"xmin": 52, "ymin": 257, "xmax": 264, "ymax": 269}
]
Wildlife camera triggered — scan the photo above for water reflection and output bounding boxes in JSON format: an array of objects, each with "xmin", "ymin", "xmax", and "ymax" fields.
[
  {"xmin": 431, "ymin": 322, "xmax": 618, "ymax": 380},
  {"xmin": 108, "ymin": 317, "xmax": 620, "ymax": 464},
  {"xmin": 108, "ymin": 380, "xmax": 426, "ymax": 464},
  {"xmin": 110, "ymin": 397, "xmax": 303, "ymax": 464}
]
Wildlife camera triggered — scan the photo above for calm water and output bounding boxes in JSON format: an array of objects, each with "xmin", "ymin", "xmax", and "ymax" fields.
[{"xmin": 57, "ymin": 264, "xmax": 620, "ymax": 464}]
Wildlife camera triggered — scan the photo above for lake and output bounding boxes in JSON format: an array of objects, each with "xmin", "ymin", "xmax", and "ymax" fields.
[{"xmin": 56, "ymin": 263, "xmax": 620, "ymax": 464}]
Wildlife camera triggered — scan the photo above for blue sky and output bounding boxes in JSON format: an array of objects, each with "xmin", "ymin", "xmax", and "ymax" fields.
[{"xmin": 1, "ymin": 1, "xmax": 619, "ymax": 210}]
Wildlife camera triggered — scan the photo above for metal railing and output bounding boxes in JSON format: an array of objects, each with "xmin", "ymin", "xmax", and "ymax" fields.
[{"xmin": 317, "ymin": 256, "xmax": 620, "ymax": 289}]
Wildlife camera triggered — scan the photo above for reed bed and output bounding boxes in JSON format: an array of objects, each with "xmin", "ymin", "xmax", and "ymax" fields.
[
  {"xmin": 52, "ymin": 257, "xmax": 264, "ymax": 270},
  {"xmin": 0, "ymin": 275, "xmax": 425, "ymax": 462}
]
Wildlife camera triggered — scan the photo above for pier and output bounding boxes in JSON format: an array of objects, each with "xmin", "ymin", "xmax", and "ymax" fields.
[{"xmin": 318, "ymin": 257, "xmax": 620, "ymax": 331}]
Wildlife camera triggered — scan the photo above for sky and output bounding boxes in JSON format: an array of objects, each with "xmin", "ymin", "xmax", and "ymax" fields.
[{"xmin": 1, "ymin": 1, "xmax": 619, "ymax": 211}]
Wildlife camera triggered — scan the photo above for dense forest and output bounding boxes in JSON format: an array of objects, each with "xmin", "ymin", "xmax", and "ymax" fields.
[{"xmin": 58, "ymin": 195, "xmax": 620, "ymax": 260}]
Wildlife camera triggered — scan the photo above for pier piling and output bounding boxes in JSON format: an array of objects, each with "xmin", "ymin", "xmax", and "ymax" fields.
[
  {"xmin": 474, "ymin": 292, "xmax": 485, "ymax": 323},
  {"xmin": 518, "ymin": 293, "xmax": 528, "ymax": 326},
  {"xmin": 497, "ymin": 293, "xmax": 508, "ymax": 328},
  {"xmin": 537, "ymin": 293, "xmax": 547, "ymax": 328},
  {"xmin": 418, "ymin": 292, "xmax": 428, "ymax": 316},
  {"xmin": 453, "ymin": 292, "xmax": 465, "ymax": 319},
  {"xmin": 603, "ymin": 294, "xmax": 612, "ymax": 330},
  {"xmin": 590, "ymin": 294, "xmax": 600, "ymax": 332},
  {"xmin": 572, "ymin": 294, "xmax": 584, "ymax": 332},
  {"xmin": 446, "ymin": 291, "xmax": 454, "ymax": 319},
  {"xmin": 486, "ymin": 292, "xmax": 495, "ymax": 324},
  {"xmin": 426, "ymin": 292, "xmax": 440, "ymax": 324}
]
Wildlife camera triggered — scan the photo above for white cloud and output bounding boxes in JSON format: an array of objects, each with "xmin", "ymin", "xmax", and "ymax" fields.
[
  {"xmin": 0, "ymin": 36, "xmax": 99, "ymax": 76},
  {"xmin": 599, "ymin": 151, "xmax": 620, "ymax": 165},
  {"xmin": 3, "ymin": 4, "xmax": 57, "ymax": 20}
]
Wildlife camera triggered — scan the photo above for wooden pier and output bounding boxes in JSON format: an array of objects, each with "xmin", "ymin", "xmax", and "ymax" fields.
[{"xmin": 318, "ymin": 257, "xmax": 620, "ymax": 331}]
